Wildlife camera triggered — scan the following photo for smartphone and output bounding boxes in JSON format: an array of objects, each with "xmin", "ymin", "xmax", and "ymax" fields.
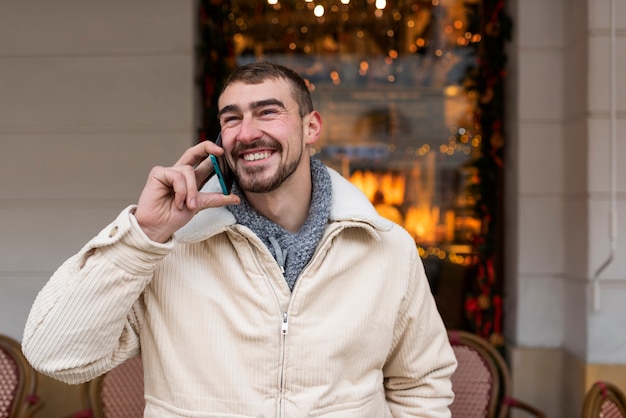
[{"xmin": 209, "ymin": 133, "xmax": 235, "ymax": 195}]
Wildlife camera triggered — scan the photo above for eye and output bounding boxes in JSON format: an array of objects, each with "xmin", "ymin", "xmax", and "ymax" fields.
[
  {"xmin": 259, "ymin": 107, "xmax": 280, "ymax": 117},
  {"xmin": 219, "ymin": 114, "xmax": 241, "ymax": 126}
]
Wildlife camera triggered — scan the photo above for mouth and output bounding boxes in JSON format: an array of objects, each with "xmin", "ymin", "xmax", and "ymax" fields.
[{"xmin": 242, "ymin": 150, "xmax": 273, "ymax": 162}]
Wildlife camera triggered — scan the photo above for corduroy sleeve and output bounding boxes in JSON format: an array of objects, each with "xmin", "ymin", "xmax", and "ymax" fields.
[
  {"xmin": 383, "ymin": 247, "xmax": 457, "ymax": 418},
  {"xmin": 22, "ymin": 206, "xmax": 174, "ymax": 384}
]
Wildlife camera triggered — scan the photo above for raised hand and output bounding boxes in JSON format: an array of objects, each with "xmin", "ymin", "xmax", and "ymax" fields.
[{"xmin": 134, "ymin": 141, "xmax": 240, "ymax": 243}]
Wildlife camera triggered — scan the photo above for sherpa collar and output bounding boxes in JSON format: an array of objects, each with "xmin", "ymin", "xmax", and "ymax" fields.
[{"xmin": 174, "ymin": 162, "xmax": 393, "ymax": 243}]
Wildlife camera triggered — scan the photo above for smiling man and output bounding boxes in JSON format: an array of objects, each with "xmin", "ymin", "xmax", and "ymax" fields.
[{"xmin": 23, "ymin": 62, "xmax": 457, "ymax": 417}]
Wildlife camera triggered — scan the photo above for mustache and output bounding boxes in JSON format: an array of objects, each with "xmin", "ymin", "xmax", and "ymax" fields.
[{"xmin": 232, "ymin": 139, "xmax": 282, "ymax": 157}]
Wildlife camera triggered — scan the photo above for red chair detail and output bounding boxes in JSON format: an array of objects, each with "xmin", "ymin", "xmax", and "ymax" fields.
[
  {"xmin": 0, "ymin": 334, "xmax": 43, "ymax": 418},
  {"xmin": 448, "ymin": 330, "xmax": 546, "ymax": 418},
  {"xmin": 582, "ymin": 380, "xmax": 626, "ymax": 418},
  {"xmin": 73, "ymin": 356, "xmax": 144, "ymax": 418}
]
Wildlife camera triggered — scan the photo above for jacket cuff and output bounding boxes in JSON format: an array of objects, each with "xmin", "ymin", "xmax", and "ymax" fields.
[{"xmin": 90, "ymin": 205, "xmax": 175, "ymax": 275}]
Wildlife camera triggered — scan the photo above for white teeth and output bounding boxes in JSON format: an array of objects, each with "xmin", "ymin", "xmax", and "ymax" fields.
[{"xmin": 243, "ymin": 151, "xmax": 272, "ymax": 162}]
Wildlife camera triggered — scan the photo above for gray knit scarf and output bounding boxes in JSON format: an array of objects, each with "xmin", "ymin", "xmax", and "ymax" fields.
[{"xmin": 227, "ymin": 158, "xmax": 332, "ymax": 290}]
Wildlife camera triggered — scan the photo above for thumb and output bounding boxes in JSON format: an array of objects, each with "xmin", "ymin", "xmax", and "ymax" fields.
[{"xmin": 196, "ymin": 192, "xmax": 241, "ymax": 212}]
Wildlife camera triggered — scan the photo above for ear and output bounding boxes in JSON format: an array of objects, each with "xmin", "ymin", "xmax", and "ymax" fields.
[{"xmin": 303, "ymin": 111, "xmax": 322, "ymax": 145}]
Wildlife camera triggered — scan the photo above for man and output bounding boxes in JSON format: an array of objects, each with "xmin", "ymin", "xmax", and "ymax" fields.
[{"xmin": 23, "ymin": 62, "xmax": 457, "ymax": 417}]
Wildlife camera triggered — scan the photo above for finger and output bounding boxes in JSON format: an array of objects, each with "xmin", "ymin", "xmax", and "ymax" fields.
[
  {"xmin": 163, "ymin": 168, "xmax": 191, "ymax": 211},
  {"xmin": 156, "ymin": 165, "xmax": 199, "ymax": 211},
  {"xmin": 196, "ymin": 191, "xmax": 241, "ymax": 211},
  {"xmin": 178, "ymin": 165, "xmax": 202, "ymax": 210},
  {"xmin": 174, "ymin": 141, "xmax": 224, "ymax": 168},
  {"xmin": 195, "ymin": 155, "xmax": 216, "ymax": 189}
]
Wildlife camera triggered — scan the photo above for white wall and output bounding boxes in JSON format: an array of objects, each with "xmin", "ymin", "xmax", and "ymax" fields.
[
  {"xmin": 0, "ymin": 1, "xmax": 195, "ymax": 341},
  {"xmin": 506, "ymin": 0, "xmax": 566, "ymax": 349},
  {"xmin": 509, "ymin": 0, "xmax": 626, "ymax": 363},
  {"xmin": 583, "ymin": 0, "xmax": 626, "ymax": 364},
  {"xmin": 506, "ymin": 0, "xmax": 626, "ymax": 414}
]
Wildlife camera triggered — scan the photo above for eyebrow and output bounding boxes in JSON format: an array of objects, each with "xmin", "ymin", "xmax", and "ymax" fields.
[{"xmin": 217, "ymin": 98, "xmax": 286, "ymax": 119}]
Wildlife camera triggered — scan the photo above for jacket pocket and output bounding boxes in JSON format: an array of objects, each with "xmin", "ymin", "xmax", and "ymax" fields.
[
  {"xmin": 306, "ymin": 391, "xmax": 392, "ymax": 418},
  {"xmin": 145, "ymin": 398, "xmax": 258, "ymax": 418}
]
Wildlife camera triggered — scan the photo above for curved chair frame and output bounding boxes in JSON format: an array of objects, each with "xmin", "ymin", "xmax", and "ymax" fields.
[
  {"xmin": 75, "ymin": 356, "xmax": 144, "ymax": 418},
  {"xmin": 582, "ymin": 380, "xmax": 626, "ymax": 418},
  {"xmin": 81, "ymin": 373, "xmax": 106, "ymax": 418},
  {"xmin": 0, "ymin": 334, "xmax": 42, "ymax": 418},
  {"xmin": 448, "ymin": 330, "xmax": 546, "ymax": 418}
]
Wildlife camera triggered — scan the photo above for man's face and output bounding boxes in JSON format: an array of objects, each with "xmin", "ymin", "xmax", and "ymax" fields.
[{"xmin": 217, "ymin": 79, "xmax": 310, "ymax": 193}]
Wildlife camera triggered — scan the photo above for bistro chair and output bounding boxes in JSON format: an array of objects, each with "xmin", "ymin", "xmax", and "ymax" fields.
[
  {"xmin": 0, "ymin": 334, "xmax": 43, "ymax": 418},
  {"xmin": 72, "ymin": 356, "xmax": 144, "ymax": 418},
  {"xmin": 581, "ymin": 381, "xmax": 626, "ymax": 418},
  {"xmin": 448, "ymin": 330, "xmax": 546, "ymax": 418}
]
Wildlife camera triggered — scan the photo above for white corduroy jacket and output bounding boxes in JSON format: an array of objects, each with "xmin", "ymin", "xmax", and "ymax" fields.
[{"xmin": 23, "ymin": 167, "xmax": 457, "ymax": 418}]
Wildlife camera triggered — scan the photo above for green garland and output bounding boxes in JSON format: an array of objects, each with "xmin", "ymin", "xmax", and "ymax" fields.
[
  {"xmin": 463, "ymin": 0, "xmax": 512, "ymax": 346},
  {"xmin": 196, "ymin": 0, "xmax": 235, "ymax": 142}
]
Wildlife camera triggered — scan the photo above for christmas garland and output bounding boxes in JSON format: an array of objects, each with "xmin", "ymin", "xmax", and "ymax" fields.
[
  {"xmin": 196, "ymin": 0, "xmax": 235, "ymax": 142},
  {"xmin": 463, "ymin": 0, "xmax": 511, "ymax": 347}
]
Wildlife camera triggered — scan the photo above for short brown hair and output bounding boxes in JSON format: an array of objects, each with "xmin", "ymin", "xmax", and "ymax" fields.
[{"xmin": 221, "ymin": 61, "xmax": 313, "ymax": 117}]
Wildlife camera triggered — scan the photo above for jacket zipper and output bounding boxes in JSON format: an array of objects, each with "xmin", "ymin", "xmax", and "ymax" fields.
[
  {"xmin": 274, "ymin": 231, "xmax": 342, "ymax": 418},
  {"xmin": 242, "ymin": 229, "xmax": 345, "ymax": 417},
  {"xmin": 278, "ymin": 311, "xmax": 289, "ymax": 418},
  {"xmin": 245, "ymin": 240, "xmax": 289, "ymax": 418},
  {"xmin": 281, "ymin": 312, "xmax": 289, "ymax": 335}
]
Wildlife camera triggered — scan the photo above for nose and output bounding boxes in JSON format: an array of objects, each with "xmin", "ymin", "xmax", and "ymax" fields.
[{"xmin": 235, "ymin": 115, "xmax": 262, "ymax": 144}]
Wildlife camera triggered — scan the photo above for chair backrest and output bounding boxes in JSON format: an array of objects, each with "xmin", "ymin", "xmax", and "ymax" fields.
[
  {"xmin": 448, "ymin": 330, "xmax": 500, "ymax": 418},
  {"xmin": 448, "ymin": 330, "xmax": 546, "ymax": 418},
  {"xmin": 81, "ymin": 356, "xmax": 145, "ymax": 418},
  {"xmin": 0, "ymin": 334, "xmax": 42, "ymax": 418},
  {"xmin": 582, "ymin": 381, "xmax": 626, "ymax": 418}
]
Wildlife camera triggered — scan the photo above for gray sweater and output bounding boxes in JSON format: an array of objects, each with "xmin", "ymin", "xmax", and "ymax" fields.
[{"xmin": 227, "ymin": 158, "xmax": 332, "ymax": 290}]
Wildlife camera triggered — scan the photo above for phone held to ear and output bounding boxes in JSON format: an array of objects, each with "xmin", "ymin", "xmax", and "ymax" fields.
[{"xmin": 208, "ymin": 133, "xmax": 235, "ymax": 195}]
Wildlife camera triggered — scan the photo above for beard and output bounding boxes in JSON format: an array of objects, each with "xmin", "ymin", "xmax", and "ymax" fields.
[{"xmin": 232, "ymin": 136, "xmax": 303, "ymax": 193}]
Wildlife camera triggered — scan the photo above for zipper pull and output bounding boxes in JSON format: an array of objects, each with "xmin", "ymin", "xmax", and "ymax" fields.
[{"xmin": 281, "ymin": 312, "xmax": 289, "ymax": 335}]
